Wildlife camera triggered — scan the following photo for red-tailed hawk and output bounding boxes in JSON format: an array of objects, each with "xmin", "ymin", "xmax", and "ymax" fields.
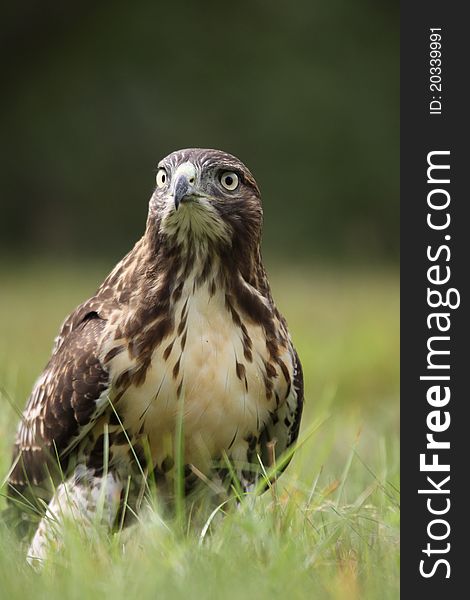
[{"xmin": 8, "ymin": 148, "xmax": 303, "ymax": 563}]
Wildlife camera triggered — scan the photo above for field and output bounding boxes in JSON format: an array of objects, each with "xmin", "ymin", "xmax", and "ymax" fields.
[{"xmin": 0, "ymin": 261, "xmax": 399, "ymax": 599}]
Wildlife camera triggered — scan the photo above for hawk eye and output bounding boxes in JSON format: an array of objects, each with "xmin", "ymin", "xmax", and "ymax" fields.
[
  {"xmin": 156, "ymin": 169, "xmax": 168, "ymax": 188},
  {"xmin": 220, "ymin": 171, "xmax": 239, "ymax": 191}
]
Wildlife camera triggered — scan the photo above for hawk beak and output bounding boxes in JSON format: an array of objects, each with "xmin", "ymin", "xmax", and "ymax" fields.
[{"xmin": 173, "ymin": 175, "xmax": 192, "ymax": 210}]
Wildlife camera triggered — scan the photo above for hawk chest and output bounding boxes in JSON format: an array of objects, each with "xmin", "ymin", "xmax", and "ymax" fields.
[{"xmin": 106, "ymin": 280, "xmax": 289, "ymax": 468}]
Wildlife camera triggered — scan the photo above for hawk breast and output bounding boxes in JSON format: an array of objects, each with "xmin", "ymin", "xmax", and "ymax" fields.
[{"xmin": 105, "ymin": 273, "xmax": 293, "ymax": 472}]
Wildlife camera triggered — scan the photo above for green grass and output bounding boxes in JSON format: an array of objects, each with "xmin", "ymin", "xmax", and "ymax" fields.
[{"xmin": 0, "ymin": 261, "xmax": 399, "ymax": 599}]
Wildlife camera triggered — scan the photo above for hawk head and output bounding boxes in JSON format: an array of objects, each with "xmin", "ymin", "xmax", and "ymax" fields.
[{"xmin": 148, "ymin": 149, "xmax": 263, "ymax": 252}]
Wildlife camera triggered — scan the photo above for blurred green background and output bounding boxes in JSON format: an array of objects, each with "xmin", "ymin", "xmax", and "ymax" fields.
[
  {"xmin": 0, "ymin": 2, "xmax": 399, "ymax": 597},
  {"xmin": 0, "ymin": 0, "xmax": 398, "ymax": 262}
]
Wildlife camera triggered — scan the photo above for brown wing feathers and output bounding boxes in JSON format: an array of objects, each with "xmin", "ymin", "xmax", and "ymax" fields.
[{"xmin": 8, "ymin": 311, "xmax": 109, "ymax": 494}]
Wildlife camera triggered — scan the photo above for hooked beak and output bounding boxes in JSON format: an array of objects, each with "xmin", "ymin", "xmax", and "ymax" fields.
[
  {"xmin": 173, "ymin": 175, "xmax": 193, "ymax": 210},
  {"xmin": 171, "ymin": 162, "xmax": 199, "ymax": 210}
]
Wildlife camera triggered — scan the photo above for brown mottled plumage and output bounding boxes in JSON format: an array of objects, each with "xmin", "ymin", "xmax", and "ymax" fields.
[{"xmin": 8, "ymin": 148, "xmax": 304, "ymax": 563}]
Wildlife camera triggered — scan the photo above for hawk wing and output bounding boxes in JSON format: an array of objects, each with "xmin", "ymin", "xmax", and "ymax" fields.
[
  {"xmin": 259, "ymin": 346, "xmax": 304, "ymax": 473},
  {"xmin": 8, "ymin": 302, "xmax": 110, "ymax": 496}
]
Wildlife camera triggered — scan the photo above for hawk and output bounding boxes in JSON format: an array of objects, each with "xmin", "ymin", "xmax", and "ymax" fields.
[{"xmin": 7, "ymin": 148, "xmax": 303, "ymax": 562}]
